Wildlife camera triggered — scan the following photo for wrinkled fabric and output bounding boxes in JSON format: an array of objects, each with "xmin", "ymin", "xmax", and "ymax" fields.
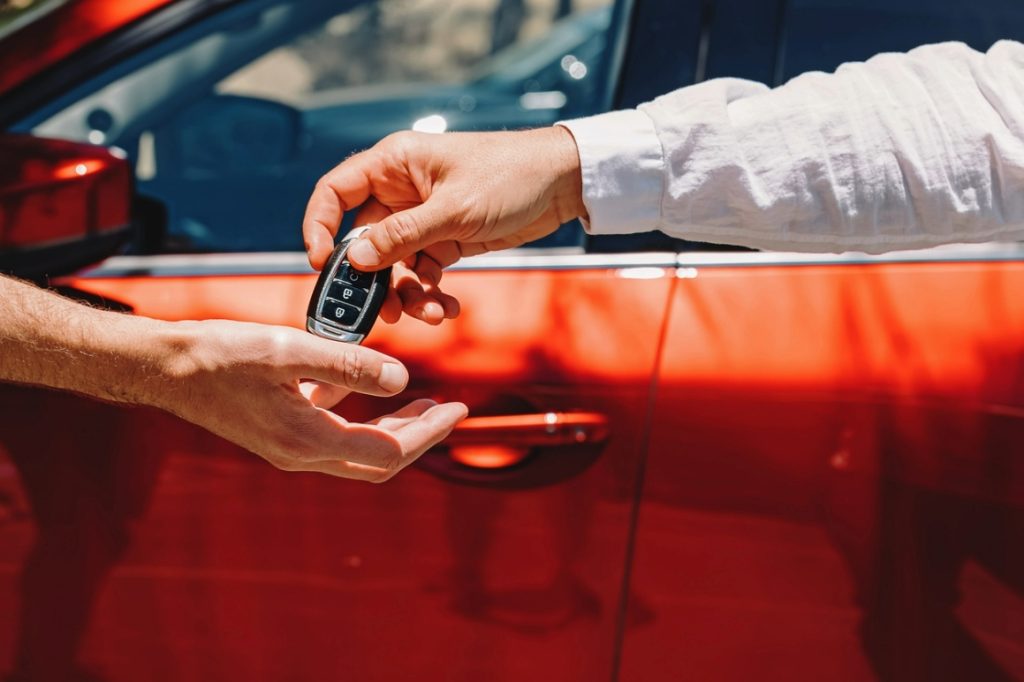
[{"xmin": 560, "ymin": 41, "xmax": 1024, "ymax": 253}]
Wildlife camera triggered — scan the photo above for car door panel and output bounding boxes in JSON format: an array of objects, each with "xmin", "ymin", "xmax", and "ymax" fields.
[
  {"xmin": 620, "ymin": 257, "xmax": 1024, "ymax": 681},
  {"xmin": 0, "ymin": 260, "xmax": 672, "ymax": 681}
]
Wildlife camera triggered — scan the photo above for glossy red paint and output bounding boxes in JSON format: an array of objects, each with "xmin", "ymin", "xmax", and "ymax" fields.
[
  {"xmin": 0, "ymin": 0, "xmax": 1022, "ymax": 677},
  {"xmin": 0, "ymin": 266, "xmax": 672, "ymax": 681},
  {"xmin": 0, "ymin": 0, "xmax": 175, "ymax": 93},
  {"xmin": 620, "ymin": 261, "xmax": 1024, "ymax": 681}
]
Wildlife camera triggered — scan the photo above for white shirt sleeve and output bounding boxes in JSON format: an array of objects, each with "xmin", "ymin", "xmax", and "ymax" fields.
[{"xmin": 558, "ymin": 40, "xmax": 1024, "ymax": 253}]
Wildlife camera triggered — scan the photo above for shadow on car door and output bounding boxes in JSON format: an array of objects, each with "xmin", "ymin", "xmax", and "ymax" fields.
[{"xmin": 0, "ymin": 250, "xmax": 673, "ymax": 681}]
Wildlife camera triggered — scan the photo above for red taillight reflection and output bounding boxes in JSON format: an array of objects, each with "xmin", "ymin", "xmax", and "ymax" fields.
[
  {"xmin": 52, "ymin": 159, "xmax": 108, "ymax": 180},
  {"xmin": 0, "ymin": 135, "xmax": 131, "ymax": 248},
  {"xmin": 449, "ymin": 445, "xmax": 531, "ymax": 470}
]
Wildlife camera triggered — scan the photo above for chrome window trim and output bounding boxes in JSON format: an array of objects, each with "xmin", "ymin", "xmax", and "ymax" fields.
[
  {"xmin": 75, "ymin": 249, "xmax": 675, "ymax": 278},
  {"xmin": 674, "ymin": 242, "xmax": 1024, "ymax": 268},
  {"xmin": 76, "ymin": 242, "xmax": 1024, "ymax": 279}
]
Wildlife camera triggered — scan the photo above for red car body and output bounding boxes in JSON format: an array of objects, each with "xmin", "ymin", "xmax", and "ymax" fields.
[{"xmin": 0, "ymin": 1, "xmax": 1022, "ymax": 680}]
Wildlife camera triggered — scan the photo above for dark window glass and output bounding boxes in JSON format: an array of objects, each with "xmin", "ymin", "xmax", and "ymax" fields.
[
  {"xmin": 30, "ymin": 0, "xmax": 618, "ymax": 253},
  {"xmin": 779, "ymin": 0, "xmax": 1024, "ymax": 83}
]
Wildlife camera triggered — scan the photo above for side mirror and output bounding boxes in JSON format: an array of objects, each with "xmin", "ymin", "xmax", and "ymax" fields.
[
  {"xmin": 0, "ymin": 134, "xmax": 133, "ymax": 281},
  {"xmin": 172, "ymin": 94, "xmax": 302, "ymax": 176}
]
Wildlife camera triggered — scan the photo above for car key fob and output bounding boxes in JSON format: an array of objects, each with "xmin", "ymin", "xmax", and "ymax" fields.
[{"xmin": 306, "ymin": 227, "xmax": 392, "ymax": 343}]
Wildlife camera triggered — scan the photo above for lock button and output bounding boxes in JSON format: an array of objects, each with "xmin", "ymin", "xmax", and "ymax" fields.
[{"xmin": 327, "ymin": 279, "xmax": 368, "ymax": 307}]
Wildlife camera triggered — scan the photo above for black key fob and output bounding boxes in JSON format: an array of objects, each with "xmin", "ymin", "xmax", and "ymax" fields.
[{"xmin": 306, "ymin": 227, "xmax": 391, "ymax": 343}]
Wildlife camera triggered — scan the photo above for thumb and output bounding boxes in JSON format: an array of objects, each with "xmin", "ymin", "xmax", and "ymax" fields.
[
  {"xmin": 292, "ymin": 335, "xmax": 409, "ymax": 397},
  {"xmin": 348, "ymin": 199, "xmax": 458, "ymax": 270}
]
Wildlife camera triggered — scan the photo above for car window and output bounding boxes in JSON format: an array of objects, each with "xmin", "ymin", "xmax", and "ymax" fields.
[
  {"xmin": 596, "ymin": 0, "xmax": 1024, "ymax": 256},
  {"xmin": 27, "ymin": 0, "xmax": 618, "ymax": 254},
  {"xmin": 777, "ymin": 0, "xmax": 1024, "ymax": 83}
]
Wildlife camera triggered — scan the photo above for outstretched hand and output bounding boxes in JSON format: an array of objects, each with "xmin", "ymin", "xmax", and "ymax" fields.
[
  {"xmin": 302, "ymin": 127, "xmax": 585, "ymax": 324},
  {"xmin": 159, "ymin": 319, "xmax": 467, "ymax": 482}
]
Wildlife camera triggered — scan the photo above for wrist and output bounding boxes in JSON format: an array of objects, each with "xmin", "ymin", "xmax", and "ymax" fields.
[
  {"xmin": 94, "ymin": 313, "xmax": 200, "ymax": 411},
  {"xmin": 134, "ymin": 319, "xmax": 202, "ymax": 414},
  {"xmin": 545, "ymin": 125, "xmax": 588, "ymax": 224}
]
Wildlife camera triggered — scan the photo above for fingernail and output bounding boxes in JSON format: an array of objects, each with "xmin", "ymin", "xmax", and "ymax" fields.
[
  {"xmin": 379, "ymin": 362, "xmax": 407, "ymax": 392},
  {"xmin": 422, "ymin": 302, "xmax": 444, "ymax": 319},
  {"xmin": 349, "ymin": 239, "xmax": 381, "ymax": 267}
]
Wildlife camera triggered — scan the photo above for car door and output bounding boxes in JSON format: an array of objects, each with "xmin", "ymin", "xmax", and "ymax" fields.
[
  {"xmin": 0, "ymin": 0, "xmax": 676, "ymax": 680},
  {"xmin": 617, "ymin": 1, "xmax": 1024, "ymax": 680}
]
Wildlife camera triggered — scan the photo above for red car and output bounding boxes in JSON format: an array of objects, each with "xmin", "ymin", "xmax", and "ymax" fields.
[{"xmin": 1, "ymin": 0, "xmax": 1022, "ymax": 680}]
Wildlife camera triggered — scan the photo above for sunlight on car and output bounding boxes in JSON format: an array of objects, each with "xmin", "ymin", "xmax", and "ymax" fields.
[
  {"xmin": 560, "ymin": 54, "xmax": 588, "ymax": 79},
  {"xmin": 412, "ymin": 114, "xmax": 448, "ymax": 133},
  {"xmin": 519, "ymin": 90, "xmax": 567, "ymax": 110},
  {"xmin": 616, "ymin": 267, "xmax": 668, "ymax": 280}
]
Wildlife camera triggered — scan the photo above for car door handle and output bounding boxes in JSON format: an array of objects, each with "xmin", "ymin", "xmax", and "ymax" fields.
[
  {"xmin": 416, "ymin": 408, "xmax": 612, "ymax": 487},
  {"xmin": 447, "ymin": 412, "xmax": 610, "ymax": 448}
]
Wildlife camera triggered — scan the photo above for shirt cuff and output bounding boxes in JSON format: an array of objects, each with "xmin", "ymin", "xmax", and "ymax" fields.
[{"xmin": 557, "ymin": 108, "xmax": 665, "ymax": 235}]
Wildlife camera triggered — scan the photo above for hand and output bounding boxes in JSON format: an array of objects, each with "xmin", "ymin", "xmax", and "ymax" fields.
[
  {"xmin": 155, "ymin": 319, "xmax": 467, "ymax": 482},
  {"xmin": 302, "ymin": 127, "xmax": 585, "ymax": 324}
]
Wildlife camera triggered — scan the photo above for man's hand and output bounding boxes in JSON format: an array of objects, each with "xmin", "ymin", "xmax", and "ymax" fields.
[
  {"xmin": 0, "ymin": 276, "xmax": 467, "ymax": 482},
  {"xmin": 157, "ymin": 320, "xmax": 467, "ymax": 482},
  {"xmin": 302, "ymin": 127, "xmax": 585, "ymax": 324}
]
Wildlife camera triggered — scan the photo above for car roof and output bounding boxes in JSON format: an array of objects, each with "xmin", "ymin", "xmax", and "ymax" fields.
[{"xmin": 0, "ymin": 0, "xmax": 176, "ymax": 94}]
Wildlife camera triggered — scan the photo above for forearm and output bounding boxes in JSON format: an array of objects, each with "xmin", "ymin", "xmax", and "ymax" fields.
[
  {"xmin": 0, "ymin": 276, "xmax": 466, "ymax": 481},
  {"xmin": 0, "ymin": 275, "xmax": 185, "ymax": 406},
  {"xmin": 563, "ymin": 40, "xmax": 1024, "ymax": 253}
]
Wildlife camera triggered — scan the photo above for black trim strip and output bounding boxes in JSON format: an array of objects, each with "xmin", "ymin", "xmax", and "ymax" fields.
[{"xmin": 1, "ymin": 225, "xmax": 133, "ymax": 282}]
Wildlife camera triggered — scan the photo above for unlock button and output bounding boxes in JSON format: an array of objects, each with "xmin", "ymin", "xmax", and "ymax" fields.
[
  {"xmin": 328, "ymin": 280, "xmax": 367, "ymax": 307},
  {"xmin": 321, "ymin": 298, "xmax": 360, "ymax": 326}
]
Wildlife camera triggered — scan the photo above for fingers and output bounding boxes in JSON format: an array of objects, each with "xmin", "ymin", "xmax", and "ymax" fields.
[
  {"xmin": 300, "ymin": 459, "xmax": 391, "ymax": 482},
  {"xmin": 375, "ymin": 260, "xmax": 460, "ymax": 325},
  {"xmin": 388, "ymin": 400, "xmax": 469, "ymax": 467},
  {"xmin": 395, "ymin": 272, "xmax": 446, "ymax": 325},
  {"xmin": 347, "ymin": 198, "xmax": 459, "ymax": 271},
  {"xmin": 411, "ymin": 251, "xmax": 443, "ymax": 287},
  {"xmin": 288, "ymin": 333, "xmax": 408, "ymax": 396},
  {"xmin": 421, "ymin": 241, "xmax": 468, "ymax": 270},
  {"xmin": 369, "ymin": 397, "xmax": 444, "ymax": 429},
  {"xmin": 391, "ymin": 264, "xmax": 460, "ymax": 325},
  {"xmin": 302, "ymin": 149, "xmax": 377, "ymax": 270},
  {"xmin": 288, "ymin": 399, "xmax": 467, "ymax": 480},
  {"xmin": 356, "ymin": 400, "xmax": 468, "ymax": 479},
  {"xmin": 380, "ymin": 287, "xmax": 404, "ymax": 324}
]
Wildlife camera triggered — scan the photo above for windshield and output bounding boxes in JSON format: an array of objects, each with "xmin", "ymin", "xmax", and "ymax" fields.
[
  {"xmin": 0, "ymin": 0, "xmax": 173, "ymax": 93},
  {"xmin": 470, "ymin": 6, "xmax": 610, "ymax": 87}
]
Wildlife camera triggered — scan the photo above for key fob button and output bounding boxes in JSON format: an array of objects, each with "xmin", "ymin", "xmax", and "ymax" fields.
[
  {"xmin": 337, "ymin": 263, "xmax": 373, "ymax": 288},
  {"xmin": 327, "ymin": 280, "xmax": 368, "ymax": 307},
  {"xmin": 321, "ymin": 298, "xmax": 361, "ymax": 326}
]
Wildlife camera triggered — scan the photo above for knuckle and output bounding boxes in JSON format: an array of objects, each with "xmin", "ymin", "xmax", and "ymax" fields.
[
  {"xmin": 338, "ymin": 348, "xmax": 366, "ymax": 388},
  {"xmin": 249, "ymin": 328, "xmax": 294, "ymax": 366},
  {"xmin": 383, "ymin": 212, "xmax": 421, "ymax": 248},
  {"xmin": 452, "ymin": 196, "xmax": 478, "ymax": 224},
  {"xmin": 382, "ymin": 130, "xmax": 418, "ymax": 155},
  {"xmin": 313, "ymin": 174, "xmax": 339, "ymax": 200}
]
